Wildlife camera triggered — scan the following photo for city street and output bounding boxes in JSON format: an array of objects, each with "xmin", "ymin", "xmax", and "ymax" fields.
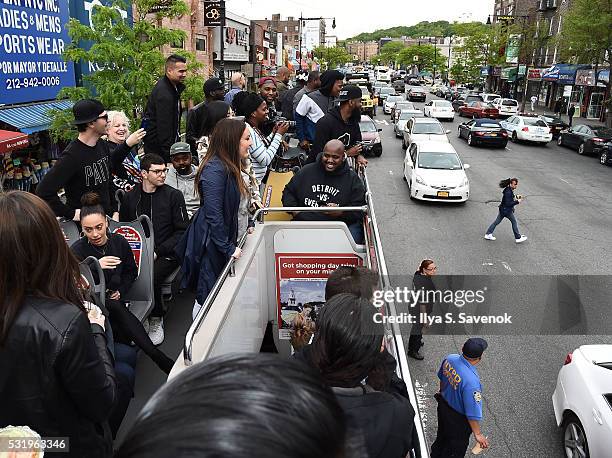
[{"xmin": 366, "ymin": 90, "xmax": 612, "ymax": 457}]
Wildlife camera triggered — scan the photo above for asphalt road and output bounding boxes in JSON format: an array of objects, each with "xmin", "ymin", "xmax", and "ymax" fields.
[{"xmin": 366, "ymin": 89, "xmax": 612, "ymax": 457}]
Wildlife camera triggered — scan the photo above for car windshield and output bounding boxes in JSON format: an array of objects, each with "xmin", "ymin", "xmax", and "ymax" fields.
[
  {"xmin": 411, "ymin": 88, "xmax": 425, "ymax": 93},
  {"xmin": 387, "ymin": 96, "xmax": 403, "ymax": 102},
  {"xmin": 418, "ymin": 152, "xmax": 462, "ymax": 170},
  {"xmin": 593, "ymin": 127, "xmax": 612, "ymax": 137},
  {"xmin": 523, "ymin": 118, "xmax": 547, "ymax": 127},
  {"xmin": 380, "ymin": 88, "xmax": 395, "ymax": 95},
  {"xmin": 359, "ymin": 121, "xmax": 377, "ymax": 133},
  {"xmin": 541, "ymin": 116, "xmax": 562, "ymax": 123},
  {"xmin": 502, "ymin": 100, "xmax": 518, "ymax": 106},
  {"xmin": 434, "ymin": 101, "xmax": 452, "ymax": 107},
  {"xmin": 399, "ymin": 111, "xmax": 416, "ymax": 120},
  {"xmin": 396, "ymin": 102, "xmax": 415, "ymax": 110},
  {"xmin": 360, "ymin": 87, "xmax": 369, "ymax": 96},
  {"xmin": 413, "ymin": 122, "xmax": 445, "ymax": 134}
]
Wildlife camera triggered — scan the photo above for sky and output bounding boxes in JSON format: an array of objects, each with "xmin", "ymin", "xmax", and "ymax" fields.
[{"xmin": 225, "ymin": 0, "xmax": 496, "ymax": 39}]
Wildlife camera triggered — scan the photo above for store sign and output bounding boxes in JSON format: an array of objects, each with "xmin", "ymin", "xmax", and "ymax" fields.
[
  {"xmin": 203, "ymin": 1, "xmax": 223, "ymax": 27},
  {"xmin": 480, "ymin": 67, "xmax": 490, "ymax": 76},
  {"xmin": 527, "ymin": 68, "xmax": 543, "ymax": 80},
  {"xmin": 575, "ymin": 69, "xmax": 595, "ymax": 86},
  {"xmin": 492, "ymin": 66, "xmax": 502, "ymax": 77},
  {"xmin": 225, "ymin": 27, "xmax": 247, "ymax": 47},
  {"xmin": 505, "ymin": 35, "xmax": 520, "ymax": 64},
  {"xmin": 0, "ymin": 0, "xmax": 76, "ymax": 104}
]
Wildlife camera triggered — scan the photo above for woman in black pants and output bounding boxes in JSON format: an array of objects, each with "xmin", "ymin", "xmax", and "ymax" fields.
[
  {"xmin": 72, "ymin": 193, "xmax": 174, "ymax": 374},
  {"xmin": 408, "ymin": 259, "xmax": 437, "ymax": 361}
]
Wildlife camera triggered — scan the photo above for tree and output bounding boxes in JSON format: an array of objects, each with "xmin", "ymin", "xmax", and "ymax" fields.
[
  {"xmin": 557, "ymin": 0, "xmax": 612, "ymax": 124},
  {"xmin": 312, "ymin": 46, "xmax": 352, "ymax": 70},
  {"xmin": 350, "ymin": 21, "xmax": 455, "ymax": 42},
  {"xmin": 397, "ymin": 44, "xmax": 447, "ymax": 75},
  {"xmin": 373, "ymin": 41, "xmax": 406, "ymax": 67},
  {"xmin": 50, "ymin": 0, "xmax": 205, "ymax": 141}
]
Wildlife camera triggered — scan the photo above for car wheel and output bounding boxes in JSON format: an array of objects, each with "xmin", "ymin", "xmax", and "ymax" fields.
[
  {"xmin": 374, "ymin": 147, "xmax": 383, "ymax": 157},
  {"xmin": 600, "ymin": 151, "xmax": 608, "ymax": 165},
  {"xmin": 402, "ymin": 165, "xmax": 407, "ymax": 181},
  {"xmin": 501, "ymin": 141, "xmax": 508, "ymax": 148},
  {"xmin": 472, "ymin": 113, "xmax": 477, "ymax": 119},
  {"xmin": 557, "ymin": 135, "xmax": 564, "ymax": 147},
  {"xmin": 578, "ymin": 143, "xmax": 586, "ymax": 155},
  {"xmin": 402, "ymin": 139, "xmax": 407, "ymax": 149},
  {"xmin": 467, "ymin": 134, "xmax": 474, "ymax": 146},
  {"xmin": 512, "ymin": 132, "xmax": 518, "ymax": 143},
  {"xmin": 562, "ymin": 414, "xmax": 589, "ymax": 458}
]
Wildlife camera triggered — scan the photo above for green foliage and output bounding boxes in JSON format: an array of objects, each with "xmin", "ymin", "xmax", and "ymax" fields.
[
  {"xmin": 350, "ymin": 21, "xmax": 455, "ymax": 42},
  {"xmin": 50, "ymin": 0, "xmax": 205, "ymax": 142},
  {"xmin": 313, "ymin": 46, "xmax": 352, "ymax": 69},
  {"xmin": 397, "ymin": 44, "xmax": 447, "ymax": 73}
]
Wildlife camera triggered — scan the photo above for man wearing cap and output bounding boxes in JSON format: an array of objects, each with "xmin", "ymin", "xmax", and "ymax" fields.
[
  {"xmin": 186, "ymin": 77, "xmax": 226, "ymax": 155},
  {"xmin": 37, "ymin": 99, "xmax": 145, "ymax": 220},
  {"xmin": 293, "ymin": 71, "xmax": 321, "ymax": 152},
  {"xmin": 279, "ymin": 70, "xmax": 307, "ymax": 120},
  {"xmin": 431, "ymin": 338, "xmax": 490, "ymax": 457},
  {"xmin": 166, "ymin": 142, "xmax": 199, "ymax": 218},
  {"xmin": 143, "ymin": 54, "xmax": 187, "ymax": 163},
  {"xmin": 310, "ymin": 84, "xmax": 367, "ymax": 167}
]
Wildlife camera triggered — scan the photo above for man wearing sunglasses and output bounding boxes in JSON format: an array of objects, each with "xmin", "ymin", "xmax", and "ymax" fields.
[{"xmin": 37, "ymin": 98, "xmax": 145, "ymax": 221}]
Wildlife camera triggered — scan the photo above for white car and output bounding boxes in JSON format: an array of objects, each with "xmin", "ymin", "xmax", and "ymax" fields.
[
  {"xmin": 552, "ymin": 345, "xmax": 612, "ymax": 458},
  {"xmin": 394, "ymin": 109, "xmax": 424, "ymax": 137},
  {"xmin": 383, "ymin": 95, "xmax": 404, "ymax": 115},
  {"xmin": 492, "ymin": 98, "xmax": 519, "ymax": 117},
  {"xmin": 403, "ymin": 141, "xmax": 470, "ymax": 202},
  {"xmin": 500, "ymin": 115, "xmax": 553, "ymax": 144},
  {"xmin": 402, "ymin": 117, "xmax": 450, "ymax": 149},
  {"xmin": 424, "ymin": 100, "xmax": 455, "ymax": 121},
  {"xmin": 482, "ymin": 93, "xmax": 500, "ymax": 104}
]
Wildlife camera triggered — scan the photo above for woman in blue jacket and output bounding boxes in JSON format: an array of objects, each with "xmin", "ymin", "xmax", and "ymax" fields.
[
  {"xmin": 177, "ymin": 118, "xmax": 252, "ymax": 319},
  {"xmin": 484, "ymin": 178, "xmax": 528, "ymax": 243}
]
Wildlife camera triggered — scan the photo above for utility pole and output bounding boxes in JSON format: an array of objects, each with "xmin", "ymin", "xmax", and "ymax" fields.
[{"xmin": 219, "ymin": 0, "xmax": 225, "ymax": 83}]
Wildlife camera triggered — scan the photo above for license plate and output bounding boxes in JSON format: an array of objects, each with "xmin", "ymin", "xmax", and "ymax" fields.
[
  {"xmin": 489, "ymin": 133, "xmax": 497, "ymax": 136},
  {"xmin": 437, "ymin": 191, "xmax": 449, "ymax": 197}
]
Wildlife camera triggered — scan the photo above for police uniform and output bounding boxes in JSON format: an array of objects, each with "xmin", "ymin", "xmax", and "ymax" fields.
[{"xmin": 430, "ymin": 338, "xmax": 487, "ymax": 458}]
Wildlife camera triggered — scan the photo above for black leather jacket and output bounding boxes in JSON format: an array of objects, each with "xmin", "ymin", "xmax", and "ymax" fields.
[{"xmin": 0, "ymin": 297, "xmax": 117, "ymax": 457}]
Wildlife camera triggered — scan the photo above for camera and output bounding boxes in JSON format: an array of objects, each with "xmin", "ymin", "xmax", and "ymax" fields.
[{"xmin": 264, "ymin": 115, "xmax": 296, "ymax": 132}]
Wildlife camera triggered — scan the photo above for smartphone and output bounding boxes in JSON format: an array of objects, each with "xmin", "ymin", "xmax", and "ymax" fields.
[{"xmin": 140, "ymin": 117, "xmax": 150, "ymax": 131}]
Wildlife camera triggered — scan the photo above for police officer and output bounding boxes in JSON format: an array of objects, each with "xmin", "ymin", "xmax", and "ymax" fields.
[{"xmin": 430, "ymin": 338, "xmax": 490, "ymax": 457}]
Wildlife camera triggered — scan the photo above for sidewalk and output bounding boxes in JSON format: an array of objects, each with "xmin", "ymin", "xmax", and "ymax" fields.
[{"xmin": 526, "ymin": 103, "xmax": 606, "ymax": 127}]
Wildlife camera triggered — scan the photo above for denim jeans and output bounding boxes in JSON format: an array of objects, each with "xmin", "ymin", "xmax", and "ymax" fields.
[
  {"xmin": 487, "ymin": 210, "xmax": 521, "ymax": 239},
  {"xmin": 348, "ymin": 222, "xmax": 365, "ymax": 244}
]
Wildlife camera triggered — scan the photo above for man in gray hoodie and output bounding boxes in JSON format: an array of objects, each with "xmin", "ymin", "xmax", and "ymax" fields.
[{"xmin": 167, "ymin": 142, "xmax": 199, "ymax": 218}]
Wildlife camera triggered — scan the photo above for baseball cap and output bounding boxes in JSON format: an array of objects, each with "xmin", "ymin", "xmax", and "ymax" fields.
[
  {"xmin": 72, "ymin": 99, "xmax": 105, "ymax": 124},
  {"xmin": 169, "ymin": 142, "xmax": 191, "ymax": 156},
  {"xmin": 204, "ymin": 77, "xmax": 224, "ymax": 95},
  {"xmin": 258, "ymin": 76, "xmax": 277, "ymax": 87},
  {"xmin": 337, "ymin": 84, "xmax": 363, "ymax": 102},
  {"xmin": 462, "ymin": 338, "xmax": 488, "ymax": 358}
]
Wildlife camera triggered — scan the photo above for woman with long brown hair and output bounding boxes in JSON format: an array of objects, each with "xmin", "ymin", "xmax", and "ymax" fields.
[
  {"xmin": 179, "ymin": 118, "xmax": 253, "ymax": 319},
  {"xmin": 0, "ymin": 191, "xmax": 116, "ymax": 457},
  {"xmin": 408, "ymin": 259, "xmax": 438, "ymax": 360}
]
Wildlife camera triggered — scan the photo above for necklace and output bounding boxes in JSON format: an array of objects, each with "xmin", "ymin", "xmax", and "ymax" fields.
[{"xmin": 88, "ymin": 238, "xmax": 109, "ymax": 256}]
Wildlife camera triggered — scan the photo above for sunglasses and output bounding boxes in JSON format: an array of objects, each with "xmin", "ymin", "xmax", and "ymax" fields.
[{"xmin": 97, "ymin": 114, "xmax": 109, "ymax": 121}]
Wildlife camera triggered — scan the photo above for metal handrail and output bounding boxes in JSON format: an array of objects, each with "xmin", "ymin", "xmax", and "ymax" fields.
[{"xmin": 253, "ymin": 206, "xmax": 369, "ymax": 222}]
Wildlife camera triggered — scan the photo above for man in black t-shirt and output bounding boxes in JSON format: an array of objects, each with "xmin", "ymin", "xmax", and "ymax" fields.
[{"xmin": 37, "ymin": 99, "xmax": 145, "ymax": 220}]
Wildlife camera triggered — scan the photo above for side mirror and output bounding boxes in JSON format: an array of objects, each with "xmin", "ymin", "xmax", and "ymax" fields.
[
  {"xmin": 464, "ymin": 164, "xmax": 471, "ymax": 170},
  {"xmin": 377, "ymin": 128, "xmax": 382, "ymax": 132}
]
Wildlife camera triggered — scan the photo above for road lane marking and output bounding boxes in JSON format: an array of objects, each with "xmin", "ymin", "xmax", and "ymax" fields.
[
  {"xmin": 483, "ymin": 262, "xmax": 494, "ymax": 266},
  {"xmin": 501, "ymin": 261, "xmax": 512, "ymax": 272},
  {"xmin": 560, "ymin": 178, "xmax": 570, "ymax": 184}
]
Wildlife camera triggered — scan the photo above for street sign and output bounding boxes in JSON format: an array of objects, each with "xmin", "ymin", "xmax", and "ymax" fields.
[
  {"xmin": 204, "ymin": 1, "xmax": 224, "ymax": 27},
  {"xmin": 149, "ymin": 0, "xmax": 175, "ymax": 13}
]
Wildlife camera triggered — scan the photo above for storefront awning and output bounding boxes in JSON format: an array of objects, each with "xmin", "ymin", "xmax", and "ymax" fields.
[
  {"xmin": 0, "ymin": 129, "xmax": 29, "ymax": 155},
  {"xmin": 0, "ymin": 100, "xmax": 73, "ymax": 134},
  {"xmin": 541, "ymin": 64, "xmax": 591, "ymax": 84}
]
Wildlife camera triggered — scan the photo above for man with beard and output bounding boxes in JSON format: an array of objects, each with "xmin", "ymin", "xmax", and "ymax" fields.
[
  {"xmin": 310, "ymin": 85, "xmax": 367, "ymax": 168},
  {"xmin": 166, "ymin": 142, "xmax": 199, "ymax": 218},
  {"xmin": 258, "ymin": 77, "xmax": 280, "ymax": 136}
]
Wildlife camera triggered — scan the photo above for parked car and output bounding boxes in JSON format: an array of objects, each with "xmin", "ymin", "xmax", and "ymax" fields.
[
  {"xmin": 423, "ymin": 99, "xmax": 455, "ymax": 121},
  {"xmin": 402, "ymin": 117, "xmax": 450, "ymax": 149},
  {"xmin": 552, "ymin": 345, "xmax": 612, "ymax": 458},
  {"xmin": 394, "ymin": 109, "xmax": 424, "ymax": 137},
  {"xmin": 538, "ymin": 114, "xmax": 568, "ymax": 139},
  {"xmin": 500, "ymin": 115, "xmax": 553, "ymax": 144},
  {"xmin": 407, "ymin": 87, "xmax": 427, "ymax": 102},
  {"xmin": 492, "ymin": 98, "xmax": 519, "ymax": 117},
  {"xmin": 403, "ymin": 141, "xmax": 470, "ymax": 202},
  {"xmin": 383, "ymin": 95, "xmax": 404, "ymax": 115},
  {"xmin": 392, "ymin": 79, "xmax": 406, "ymax": 93},
  {"xmin": 557, "ymin": 124, "xmax": 612, "ymax": 155},
  {"xmin": 377, "ymin": 87, "xmax": 396, "ymax": 106},
  {"xmin": 392, "ymin": 101, "xmax": 418, "ymax": 122},
  {"xmin": 358, "ymin": 115, "xmax": 383, "ymax": 157},
  {"xmin": 482, "ymin": 93, "xmax": 501, "ymax": 104},
  {"xmin": 458, "ymin": 101, "xmax": 499, "ymax": 119},
  {"xmin": 457, "ymin": 119, "xmax": 508, "ymax": 148}
]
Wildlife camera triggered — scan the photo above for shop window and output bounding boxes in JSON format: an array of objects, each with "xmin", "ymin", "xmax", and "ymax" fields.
[
  {"xmin": 295, "ymin": 25, "xmax": 299, "ymax": 31},
  {"xmin": 196, "ymin": 37, "xmax": 206, "ymax": 51}
]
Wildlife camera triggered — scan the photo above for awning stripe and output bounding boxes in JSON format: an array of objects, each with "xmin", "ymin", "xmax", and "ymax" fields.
[{"xmin": 0, "ymin": 100, "xmax": 73, "ymax": 134}]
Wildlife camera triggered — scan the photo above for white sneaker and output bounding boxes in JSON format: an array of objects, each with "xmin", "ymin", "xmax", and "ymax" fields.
[
  {"xmin": 515, "ymin": 236, "xmax": 528, "ymax": 243},
  {"xmin": 148, "ymin": 317, "xmax": 164, "ymax": 346},
  {"xmin": 484, "ymin": 234, "xmax": 496, "ymax": 241}
]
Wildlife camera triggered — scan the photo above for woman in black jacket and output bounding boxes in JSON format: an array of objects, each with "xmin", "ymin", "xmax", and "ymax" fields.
[
  {"xmin": 484, "ymin": 177, "xmax": 527, "ymax": 243},
  {"xmin": 408, "ymin": 259, "xmax": 437, "ymax": 361},
  {"xmin": 71, "ymin": 193, "xmax": 174, "ymax": 375},
  {"xmin": 0, "ymin": 191, "xmax": 116, "ymax": 458}
]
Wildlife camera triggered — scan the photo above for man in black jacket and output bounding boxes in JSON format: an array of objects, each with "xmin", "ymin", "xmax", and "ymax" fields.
[
  {"xmin": 185, "ymin": 77, "xmax": 226, "ymax": 154},
  {"xmin": 282, "ymin": 139, "xmax": 366, "ymax": 243},
  {"xmin": 37, "ymin": 99, "xmax": 145, "ymax": 220},
  {"xmin": 310, "ymin": 84, "xmax": 368, "ymax": 168},
  {"xmin": 119, "ymin": 154, "xmax": 189, "ymax": 345},
  {"xmin": 143, "ymin": 54, "xmax": 187, "ymax": 163}
]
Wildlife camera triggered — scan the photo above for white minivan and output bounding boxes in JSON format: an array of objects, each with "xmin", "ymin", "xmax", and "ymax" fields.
[{"xmin": 492, "ymin": 98, "xmax": 519, "ymax": 117}]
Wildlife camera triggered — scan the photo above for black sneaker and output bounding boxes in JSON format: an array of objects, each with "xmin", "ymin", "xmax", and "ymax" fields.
[{"xmin": 408, "ymin": 350, "xmax": 424, "ymax": 360}]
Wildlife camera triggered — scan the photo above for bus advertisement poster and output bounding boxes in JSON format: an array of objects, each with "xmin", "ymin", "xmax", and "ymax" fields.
[{"xmin": 275, "ymin": 253, "xmax": 362, "ymax": 339}]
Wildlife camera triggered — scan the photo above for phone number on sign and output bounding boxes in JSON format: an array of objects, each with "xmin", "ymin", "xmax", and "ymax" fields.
[
  {"xmin": 5, "ymin": 77, "xmax": 61, "ymax": 90},
  {"xmin": 1, "ymin": 437, "xmax": 69, "ymax": 452}
]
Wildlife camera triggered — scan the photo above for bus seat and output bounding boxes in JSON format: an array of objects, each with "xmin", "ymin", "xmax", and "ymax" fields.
[
  {"xmin": 262, "ymin": 171, "xmax": 293, "ymax": 221},
  {"xmin": 59, "ymin": 218, "xmax": 80, "ymax": 246},
  {"xmin": 107, "ymin": 215, "xmax": 155, "ymax": 322}
]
